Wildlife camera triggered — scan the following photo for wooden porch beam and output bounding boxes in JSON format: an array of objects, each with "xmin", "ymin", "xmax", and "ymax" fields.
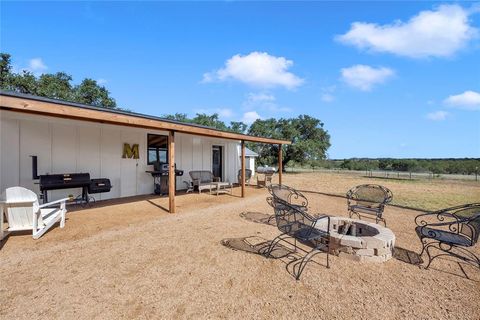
[
  {"xmin": 278, "ymin": 144, "xmax": 283, "ymax": 185},
  {"xmin": 168, "ymin": 131, "xmax": 175, "ymax": 213},
  {"xmin": 241, "ymin": 140, "xmax": 246, "ymax": 198},
  {"xmin": 0, "ymin": 94, "xmax": 291, "ymax": 145}
]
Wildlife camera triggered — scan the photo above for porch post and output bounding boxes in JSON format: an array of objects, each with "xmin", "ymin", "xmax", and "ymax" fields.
[
  {"xmin": 278, "ymin": 144, "xmax": 283, "ymax": 185},
  {"xmin": 168, "ymin": 131, "xmax": 176, "ymax": 213},
  {"xmin": 241, "ymin": 140, "xmax": 246, "ymax": 198}
]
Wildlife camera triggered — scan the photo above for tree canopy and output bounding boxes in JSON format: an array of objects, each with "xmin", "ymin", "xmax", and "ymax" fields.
[
  {"xmin": 161, "ymin": 113, "xmax": 331, "ymax": 169},
  {"xmin": 247, "ymin": 115, "xmax": 331, "ymax": 168},
  {"xmin": 0, "ymin": 53, "xmax": 118, "ymax": 109},
  {"xmin": 1, "ymin": 53, "xmax": 332, "ymax": 168}
]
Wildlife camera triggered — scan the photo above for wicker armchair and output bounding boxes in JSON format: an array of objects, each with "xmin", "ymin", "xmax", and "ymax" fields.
[
  {"xmin": 265, "ymin": 196, "xmax": 330, "ymax": 280},
  {"xmin": 188, "ymin": 171, "xmax": 220, "ymax": 194},
  {"xmin": 346, "ymin": 184, "xmax": 393, "ymax": 226},
  {"xmin": 237, "ymin": 169, "xmax": 252, "ymax": 185},
  {"xmin": 415, "ymin": 203, "xmax": 480, "ymax": 270}
]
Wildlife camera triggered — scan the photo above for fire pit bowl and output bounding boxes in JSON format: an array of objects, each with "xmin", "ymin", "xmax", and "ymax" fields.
[{"xmin": 315, "ymin": 217, "xmax": 395, "ymax": 262}]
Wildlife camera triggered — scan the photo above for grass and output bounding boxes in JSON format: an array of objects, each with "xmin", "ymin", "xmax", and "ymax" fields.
[{"xmin": 284, "ymin": 172, "xmax": 480, "ymax": 211}]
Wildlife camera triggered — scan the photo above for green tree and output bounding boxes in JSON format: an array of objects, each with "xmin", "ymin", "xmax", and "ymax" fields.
[
  {"xmin": 229, "ymin": 121, "xmax": 247, "ymax": 134},
  {"xmin": 163, "ymin": 113, "xmax": 191, "ymax": 122},
  {"xmin": 37, "ymin": 72, "xmax": 73, "ymax": 100},
  {"xmin": 73, "ymin": 78, "xmax": 116, "ymax": 108},
  {"xmin": 248, "ymin": 115, "xmax": 330, "ymax": 170},
  {"xmin": 191, "ymin": 113, "xmax": 228, "ymax": 130},
  {"xmin": 0, "ymin": 53, "xmax": 13, "ymax": 89},
  {"xmin": 0, "ymin": 52, "xmax": 120, "ymax": 109}
]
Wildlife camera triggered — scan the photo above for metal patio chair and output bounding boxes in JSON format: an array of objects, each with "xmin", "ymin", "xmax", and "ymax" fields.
[
  {"xmin": 264, "ymin": 197, "xmax": 330, "ymax": 280},
  {"xmin": 266, "ymin": 184, "xmax": 309, "ymax": 212},
  {"xmin": 346, "ymin": 184, "xmax": 393, "ymax": 226},
  {"xmin": 415, "ymin": 203, "xmax": 480, "ymax": 270}
]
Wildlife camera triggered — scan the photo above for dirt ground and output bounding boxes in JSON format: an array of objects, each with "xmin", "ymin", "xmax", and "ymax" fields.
[{"xmin": 1, "ymin": 173, "xmax": 479, "ymax": 319}]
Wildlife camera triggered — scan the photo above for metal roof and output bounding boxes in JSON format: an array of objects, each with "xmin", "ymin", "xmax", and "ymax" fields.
[{"xmin": 245, "ymin": 147, "xmax": 259, "ymax": 157}]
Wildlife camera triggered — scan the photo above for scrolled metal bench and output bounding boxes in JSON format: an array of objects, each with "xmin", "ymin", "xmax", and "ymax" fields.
[
  {"xmin": 266, "ymin": 184, "xmax": 309, "ymax": 211},
  {"xmin": 346, "ymin": 184, "xmax": 393, "ymax": 226},
  {"xmin": 415, "ymin": 203, "xmax": 480, "ymax": 270}
]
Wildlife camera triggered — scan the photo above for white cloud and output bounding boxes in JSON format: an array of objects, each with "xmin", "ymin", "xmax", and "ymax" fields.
[
  {"xmin": 202, "ymin": 52, "xmax": 304, "ymax": 89},
  {"xmin": 242, "ymin": 111, "xmax": 261, "ymax": 124},
  {"xmin": 321, "ymin": 93, "xmax": 335, "ymax": 102},
  {"xmin": 217, "ymin": 108, "xmax": 234, "ymax": 118},
  {"xmin": 443, "ymin": 90, "xmax": 480, "ymax": 110},
  {"xmin": 337, "ymin": 4, "xmax": 478, "ymax": 58},
  {"xmin": 340, "ymin": 65, "xmax": 394, "ymax": 91},
  {"xmin": 247, "ymin": 92, "xmax": 276, "ymax": 102},
  {"xmin": 426, "ymin": 110, "xmax": 449, "ymax": 121},
  {"xmin": 243, "ymin": 92, "xmax": 291, "ymax": 113},
  {"xmin": 321, "ymin": 86, "xmax": 336, "ymax": 102},
  {"xmin": 27, "ymin": 58, "xmax": 48, "ymax": 74},
  {"xmin": 97, "ymin": 78, "xmax": 108, "ymax": 85}
]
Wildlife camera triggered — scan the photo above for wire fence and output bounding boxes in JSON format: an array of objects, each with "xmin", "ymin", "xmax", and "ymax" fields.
[{"xmin": 284, "ymin": 167, "xmax": 479, "ymax": 181}]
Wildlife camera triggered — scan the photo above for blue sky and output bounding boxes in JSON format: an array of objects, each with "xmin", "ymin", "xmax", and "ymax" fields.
[{"xmin": 1, "ymin": 1, "xmax": 479, "ymax": 158}]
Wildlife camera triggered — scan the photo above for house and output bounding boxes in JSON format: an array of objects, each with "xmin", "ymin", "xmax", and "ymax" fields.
[
  {"xmin": 0, "ymin": 91, "xmax": 290, "ymax": 212},
  {"xmin": 241, "ymin": 147, "xmax": 259, "ymax": 177}
]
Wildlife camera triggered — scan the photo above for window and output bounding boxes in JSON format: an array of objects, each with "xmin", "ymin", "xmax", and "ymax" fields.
[{"xmin": 147, "ymin": 134, "xmax": 168, "ymax": 165}]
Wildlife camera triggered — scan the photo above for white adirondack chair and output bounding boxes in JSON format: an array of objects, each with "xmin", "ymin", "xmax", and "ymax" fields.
[{"xmin": 0, "ymin": 186, "xmax": 68, "ymax": 240}]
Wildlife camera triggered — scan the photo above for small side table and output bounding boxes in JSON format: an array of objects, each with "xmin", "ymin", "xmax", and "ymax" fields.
[{"xmin": 210, "ymin": 182, "xmax": 232, "ymax": 196}]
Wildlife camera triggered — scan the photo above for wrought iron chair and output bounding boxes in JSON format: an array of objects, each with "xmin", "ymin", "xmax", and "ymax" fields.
[
  {"xmin": 264, "ymin": 197, "xmax": 330, "ymax": 280},
  {"xmin": 415, "ymin": 203, "xmax": 480, "ymax": 270},
  {"xmin": 346, "ymin": 184, "xmax": 393, "ymax": 226},
  {"xmin": 266, "ymin": 184, "xmax": 309, "ymax": 212}
]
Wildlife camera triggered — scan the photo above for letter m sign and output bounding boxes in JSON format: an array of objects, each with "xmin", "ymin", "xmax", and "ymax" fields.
[{"xmin": 123, "ymin": 143, "xmax": 139, "ymax": 159}]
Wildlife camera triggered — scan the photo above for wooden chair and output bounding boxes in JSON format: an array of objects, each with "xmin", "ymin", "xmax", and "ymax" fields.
[{"xmin": 1, "ymin": 186, "xmax": 68, "ymax": 240}]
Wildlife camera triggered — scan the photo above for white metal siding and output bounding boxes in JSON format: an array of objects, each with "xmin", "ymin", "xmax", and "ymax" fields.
[{"xmin": 0, "ymin": 110, "xmax": 241, "ymax": 201}]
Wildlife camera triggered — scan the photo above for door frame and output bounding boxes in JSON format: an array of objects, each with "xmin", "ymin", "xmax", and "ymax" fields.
[{"xmin": 212, "ymin": 145, "xmax": 224, "ymax": 180}]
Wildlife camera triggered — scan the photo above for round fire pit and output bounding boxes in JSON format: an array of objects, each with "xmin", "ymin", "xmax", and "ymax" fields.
[{"xmin": 316, "ymin": 217, "xmax": 395, "ymax": 262}]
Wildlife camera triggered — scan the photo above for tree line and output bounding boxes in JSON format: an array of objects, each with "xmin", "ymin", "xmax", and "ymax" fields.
[
  {"xmin": 162, "ymin": 113, "xmax": 331, "ymax": 169},
  {"xmin": 0, "ymin": 53, "xmax": 118, "ymax": 109},
  {"xmin": 307, "ymin": 158, "xmax": 480, "ymax": 175},
  {"xmin": 0, "ymin": 52, "xmax": 332, "ymax": 168}
]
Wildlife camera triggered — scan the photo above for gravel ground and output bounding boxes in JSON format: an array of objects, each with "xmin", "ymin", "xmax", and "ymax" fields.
[{"xmin": 1, "ymin": 173, "xmax": 479, "ymax": 319}]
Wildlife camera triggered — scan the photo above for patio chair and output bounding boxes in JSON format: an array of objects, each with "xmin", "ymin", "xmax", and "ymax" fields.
[
  {"xmin": 237, "ymin": 169, "xmax": 252, "ymax": 186},
  {"xmin": 266, "ymin": 184, "xmax": 309, "ymax": 212},
  {"xmin": 415, "ymin": 203, "xmax": 480, "ymax": 270},
  {"xmin": 0, "ymin": 186, "xmax": 68, "ymax": 240},
  {"xmin": 257, "ymin": 172, "xmax": 274, "ymax": 188},
  {"xmin": 264, "ymin": 197, "xmax": 330, "ymax": 280},
  {"xmin": 189, "ymin": 170, "xmax": 220, "ymax": 194},
  {"xmin": 346, "ymin": 184, "xmax": 393, "ymax": 226}
]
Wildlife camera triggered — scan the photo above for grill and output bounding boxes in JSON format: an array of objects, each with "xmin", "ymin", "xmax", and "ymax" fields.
[
  {"xmin": 88, "ymin": 179, "xmax": 112, "ymax": 194},
  {"xmin": 39, "ymin": 173, "xmax": 91, "ymax": 203},
  {"xmin": 146, "ymin": 163, "xmax": 184, "ymax": 195}
]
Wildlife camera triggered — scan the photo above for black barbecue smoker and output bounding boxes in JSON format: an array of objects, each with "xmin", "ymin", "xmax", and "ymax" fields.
[{"xmin": 31, "ymin": 155, "xmax": 112, "ymax": 204}]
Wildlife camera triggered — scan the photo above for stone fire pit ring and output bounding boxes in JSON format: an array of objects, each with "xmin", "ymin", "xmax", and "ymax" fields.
[{"xmin": 315, "ymin": 217, "xmax": 395, "ymax": 263}]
